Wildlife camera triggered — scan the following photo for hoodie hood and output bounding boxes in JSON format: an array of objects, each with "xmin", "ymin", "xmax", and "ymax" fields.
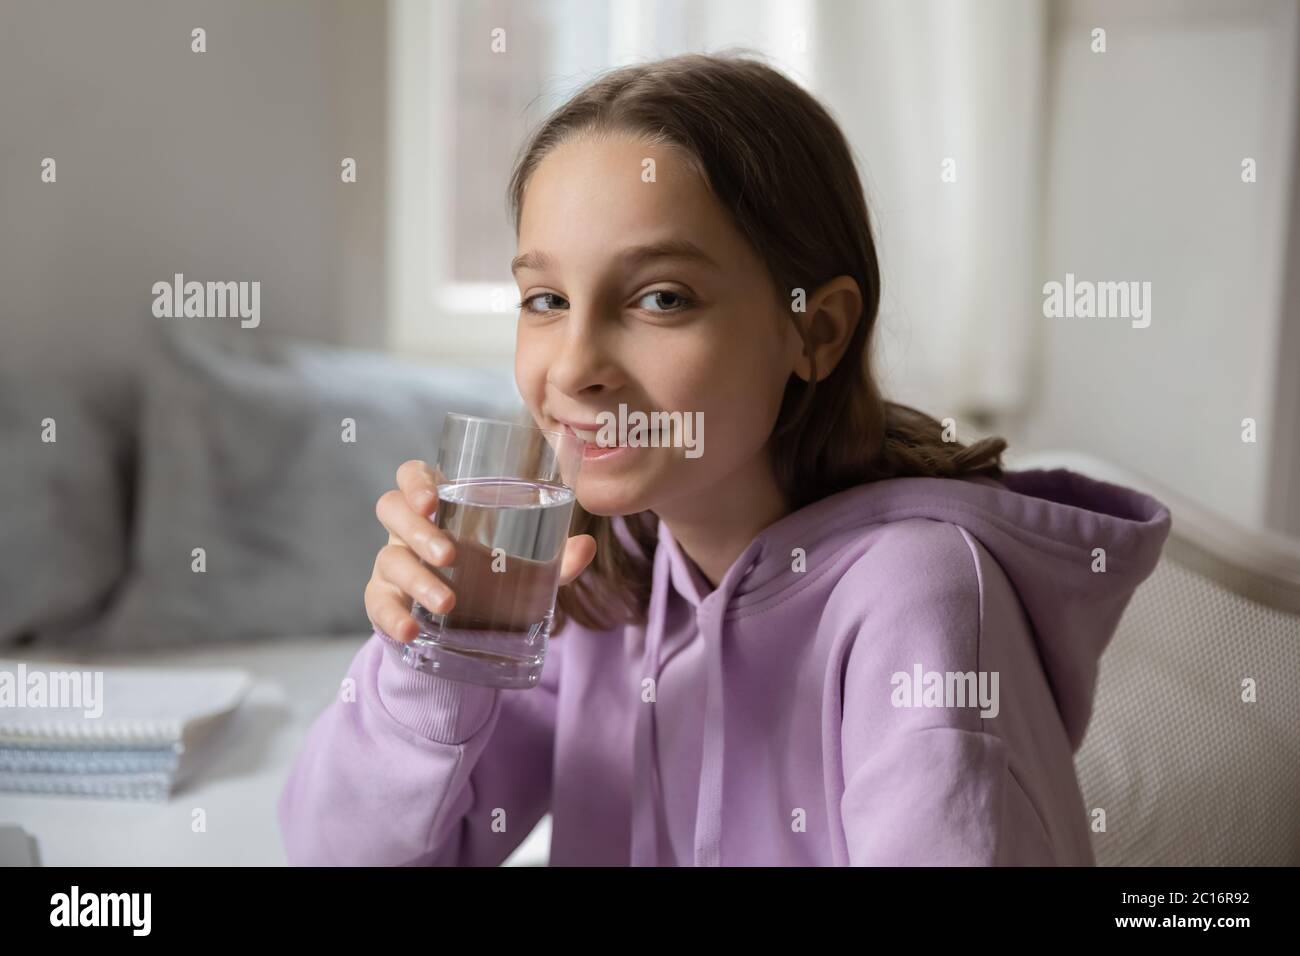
[{"xmin": 625, "ymin": 467, "xmax": 1171, "ymax": 866}]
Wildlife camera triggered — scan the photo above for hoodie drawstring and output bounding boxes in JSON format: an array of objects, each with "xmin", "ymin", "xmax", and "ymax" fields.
[
  {"xmin": 631, "ymin": 533, "xmax": 764, "ymax": 867},
  {"xmin": 630, "ymin": 537, "xmax": 672, "ymax": 866}
]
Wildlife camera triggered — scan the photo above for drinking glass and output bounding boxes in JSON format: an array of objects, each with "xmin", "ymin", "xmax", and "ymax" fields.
[{"xmin": 403, "ymin": 413, "xmax": 583, "ymax": 689}]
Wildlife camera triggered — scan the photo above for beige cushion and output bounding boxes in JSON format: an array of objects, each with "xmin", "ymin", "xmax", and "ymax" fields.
[{"xmin": 1011, "ymin": 450, "xmax": 1300, "ymax": 865}]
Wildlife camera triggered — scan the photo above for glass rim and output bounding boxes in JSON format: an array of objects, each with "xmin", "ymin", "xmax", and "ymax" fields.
[{"xmin": 443, "ymin": 411, "xmax": 577, "ymax": 448}]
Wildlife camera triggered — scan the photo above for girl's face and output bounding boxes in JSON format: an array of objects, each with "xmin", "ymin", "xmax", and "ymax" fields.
[{"xmin": 513, "ymin": 133, "xmax": 800, "ymax": 518}]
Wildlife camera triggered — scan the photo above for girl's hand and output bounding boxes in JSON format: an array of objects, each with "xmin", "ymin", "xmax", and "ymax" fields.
[{"xmin": 364, "ymin": 459, "xmax": 598, "ymax": 643}]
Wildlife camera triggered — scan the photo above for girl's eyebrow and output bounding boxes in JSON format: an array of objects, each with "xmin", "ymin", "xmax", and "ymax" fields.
[{"xmin": 511, "ymin": 238, "xmax": 719, "ymax": 276}]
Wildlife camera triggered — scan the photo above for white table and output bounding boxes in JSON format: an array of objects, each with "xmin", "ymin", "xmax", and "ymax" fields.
[{"xmin": 0, "ymin": 634, "xmax": 551, "ymax": 866}]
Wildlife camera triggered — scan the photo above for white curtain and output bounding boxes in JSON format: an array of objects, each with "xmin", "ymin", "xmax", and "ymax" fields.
[{"xmin": 812, "ymin": 0, "xmax": 1048, "ymax": 420}]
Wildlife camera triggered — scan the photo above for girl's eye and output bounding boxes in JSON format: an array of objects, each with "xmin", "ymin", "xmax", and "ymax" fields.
[
  {"xmin": 518, "ymin": 293, "xmax": 568, "ymax": 314},
  {"xmin": 517, "ymin": 290, "xmax": 693, "ymax": 315},
  {"xmin": 636, "ymin": 290, "xmax": 691, "ymax": 313}
]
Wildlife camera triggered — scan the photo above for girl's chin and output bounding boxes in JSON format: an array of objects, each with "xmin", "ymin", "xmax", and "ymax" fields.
[
  {"xmin": 574, "ymin": 481, "xmax": 655, "ymax": 518},
  {"xmin": 574, "ymin": 496, "xmax": 642, "ymax": 518},
  {"xmin": 570, "ymin": 449, "xmax": 680, "ymax": 516}
]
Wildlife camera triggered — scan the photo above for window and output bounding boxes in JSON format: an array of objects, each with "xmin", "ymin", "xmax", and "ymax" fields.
[{"xmin": 387, "ymin": 0, "xmax": 816, "ymax": 362}]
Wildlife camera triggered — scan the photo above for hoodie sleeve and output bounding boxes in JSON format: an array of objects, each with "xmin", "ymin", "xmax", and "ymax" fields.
[
  {"xmin": 840, "ymin": 723, "xmax": 1032, "ymax": 864},
  {"xmin": 277, "ymin": 627, "xmax": 559, "ymax": 866},
  {"xmin": 834, "ymin": 519, "xmax": 1056, "ymax": 866}
]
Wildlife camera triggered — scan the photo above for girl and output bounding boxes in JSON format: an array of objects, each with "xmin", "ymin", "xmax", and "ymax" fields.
[{"xmin": 278, "ymin": 53, "xmax": 1169, "ymax": 866}]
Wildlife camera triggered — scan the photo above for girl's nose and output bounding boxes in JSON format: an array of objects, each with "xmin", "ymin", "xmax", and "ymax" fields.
[{"xmin": 546, "ymin": 308, "xmax": 621, "ymax": 398}]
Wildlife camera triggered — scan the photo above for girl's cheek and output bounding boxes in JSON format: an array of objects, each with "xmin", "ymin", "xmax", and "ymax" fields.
[{"xmin": 514, "ymin": 341, "xmax": 545, "ymax": 403}]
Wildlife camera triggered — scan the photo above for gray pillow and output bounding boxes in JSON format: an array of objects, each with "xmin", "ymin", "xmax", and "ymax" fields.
[
  {"xmin": 0, "ymin": 354, "xmax": 133, "ymax": 647},
  {"xmin": 93, "ymin": 325, "xmax": 519, "ymax": 649}
]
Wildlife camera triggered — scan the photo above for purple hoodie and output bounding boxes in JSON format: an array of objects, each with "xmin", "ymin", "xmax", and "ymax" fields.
[{"xmin": 278, "ymin": 468, "xmax": 1169, "ymax": 865}]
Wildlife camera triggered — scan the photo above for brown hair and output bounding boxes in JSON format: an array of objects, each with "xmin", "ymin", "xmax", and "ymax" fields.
[{"xmin": 507, "ymin": 51, "xmax": 1007, "ymax": 632}]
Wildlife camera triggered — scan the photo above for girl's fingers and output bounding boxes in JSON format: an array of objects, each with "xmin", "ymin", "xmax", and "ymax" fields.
[
  {"xmin": 364, "ymin": 577, "xmax": 420, "ymax": 644},
  {"xmin": 375, "ymin": 489, "xmax": 457, "ymax": 567},
  {"xmin": 558, "ymin": 534, "xmax": 598, "ymax": 588},
  {"xmin": 377, "ymin": 464, "xmax": 589, "ymax": 639},
  {"xmin": 374, "ymin": 543, "xmax": 457, "ymax": 615},
  {"xmin": 395, "ymin": 459, "xmax": 444, "ymax": 517}
]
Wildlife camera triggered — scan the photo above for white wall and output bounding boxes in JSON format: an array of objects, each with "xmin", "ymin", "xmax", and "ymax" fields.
[
  {"xmin": 1019, "ymin": 0, "xmax": 1300, "ymax": 534},
  {"xmin": 0, "ymin": 0, "xmax": 387, "ymax": 382}
]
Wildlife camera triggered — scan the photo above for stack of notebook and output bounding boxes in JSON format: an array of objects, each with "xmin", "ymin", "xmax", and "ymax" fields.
[{"xmin": 0, "ymin": 659, "xmax": 250, "ymax": 800}]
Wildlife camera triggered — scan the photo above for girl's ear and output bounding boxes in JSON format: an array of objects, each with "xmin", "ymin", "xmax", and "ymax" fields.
[{"xmin": 791, "ymin": 275, "xmax": 862, "ymax": 383}]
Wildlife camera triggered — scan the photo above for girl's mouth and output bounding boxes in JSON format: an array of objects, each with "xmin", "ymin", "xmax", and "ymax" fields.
[{"xmin": 559, "ymin": 423, "xmax": 637, "ymax": 463}]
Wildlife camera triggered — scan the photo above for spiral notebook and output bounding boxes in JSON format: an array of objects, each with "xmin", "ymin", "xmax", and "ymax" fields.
[{"xmin": 0, "ymin": 659, "xmax": 250, "ymax": 800}]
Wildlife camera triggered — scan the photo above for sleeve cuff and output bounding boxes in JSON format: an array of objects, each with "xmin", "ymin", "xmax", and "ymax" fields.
[{"xmin": 373, "ymin": 627, "xmax": 499, "ymax": 744}]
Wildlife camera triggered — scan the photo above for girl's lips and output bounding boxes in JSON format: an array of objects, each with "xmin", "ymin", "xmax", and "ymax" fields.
[
  {"xmin": 583, "ymin": 443, "xmax": 632, "ymax": 462},
  {"xmin": 560, "ymin": 423, "xmax": 636, "ymax": 462}
]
